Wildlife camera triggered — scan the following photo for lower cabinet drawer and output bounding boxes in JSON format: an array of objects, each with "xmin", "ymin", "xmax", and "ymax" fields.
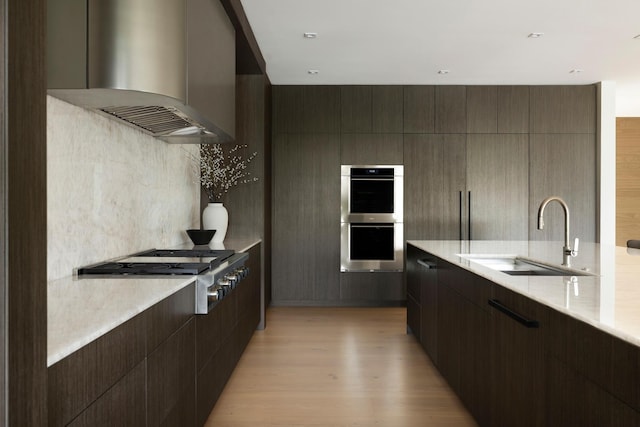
[{"xmin": 68, "ymin": 361, "xmax": 146, "ymax": 427}]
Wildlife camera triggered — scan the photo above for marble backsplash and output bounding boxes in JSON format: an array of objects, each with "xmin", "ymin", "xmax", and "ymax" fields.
[{"xmin": 47, "ymin": 96, "xmax": 200, "ymax": 281}]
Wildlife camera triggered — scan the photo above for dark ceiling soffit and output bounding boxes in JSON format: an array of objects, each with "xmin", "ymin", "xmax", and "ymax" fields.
[{"xmin": 219, "ymin": 0, "xmax": 266, "ymax": 75}]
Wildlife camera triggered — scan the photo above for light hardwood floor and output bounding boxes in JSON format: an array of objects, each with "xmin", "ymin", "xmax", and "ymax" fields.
[{"xmin": 205, "ymin": 307, "xmax": 477, "ymax": 426}]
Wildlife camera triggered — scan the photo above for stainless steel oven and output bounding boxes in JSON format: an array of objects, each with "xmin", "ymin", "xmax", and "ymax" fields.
[
  {"xmin": 341, "ymin": 165, "xmax": 403, "ymax": 223},
  {"xmin": 340, "ymin": 165, "xmax": 403, "ymax": 272}
]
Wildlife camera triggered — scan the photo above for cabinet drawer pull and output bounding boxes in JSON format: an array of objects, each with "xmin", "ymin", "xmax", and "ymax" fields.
[
  {"xmin": 488, "ymin": 299, "xmax": 539, "ymax": 328},
  {"xmin": 417, "ymin": 259, "xmax": 437, "ymax": 269}
]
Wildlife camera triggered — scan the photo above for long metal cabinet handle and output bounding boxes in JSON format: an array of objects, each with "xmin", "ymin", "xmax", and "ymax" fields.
[
  {"xmin": 417, "ymin": 259, "xmax": 437, "ymax": 269},
  {"xmin": 459, "ymin": 191, "xmax": 463, "ymax": 240},
  {"xmin": 488, "ymin": 299, "xmax": 539, "ymax": 328},
  {"xmin": 468, "ymin": 191, "xmax": 471, "ymax": 240}
]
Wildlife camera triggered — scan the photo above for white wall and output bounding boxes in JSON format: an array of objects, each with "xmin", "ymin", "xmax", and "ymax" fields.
[{"xmin": 47, "ymin": 96, "xmax": 200, "ymax": 281}]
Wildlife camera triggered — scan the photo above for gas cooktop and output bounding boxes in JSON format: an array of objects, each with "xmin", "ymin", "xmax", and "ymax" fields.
[{"xmin": 77, "ymin": 248, "xmax": 235, "ymax": 276}]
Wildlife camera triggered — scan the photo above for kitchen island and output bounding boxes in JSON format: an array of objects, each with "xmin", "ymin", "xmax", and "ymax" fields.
[{"xmin": 407, "ymin": 240, "xmax": 640, "ymax": 426}]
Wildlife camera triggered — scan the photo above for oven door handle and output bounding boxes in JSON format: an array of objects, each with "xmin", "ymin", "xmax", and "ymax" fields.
[
  {"xmin": 350, "ymin": 177, "xmax": 395, "ymax": 182},
  {"xmin": 350, "ymin": 224, "xmax": 395, "ymax": 228}
]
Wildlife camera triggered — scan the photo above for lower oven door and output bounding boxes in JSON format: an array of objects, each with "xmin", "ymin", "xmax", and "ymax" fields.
[{"xmin": 340, "ymin": 222, "xmax": 403, "ymax": 272}]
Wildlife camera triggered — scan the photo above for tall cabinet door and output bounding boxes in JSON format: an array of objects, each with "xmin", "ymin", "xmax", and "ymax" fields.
[
  {"xmin": 404, "ymin": 134, "xmax": 466, "ymax": 240},
  {"xmin": 466, "ymin": 134, "xmax": 529, "ymax": 240},
  {"xmin": 272, "ymin": 133, "xmax": 341, "ymax": 302},
  {"xmin": 529, "ymin": 134, "xmax": 596, "ymax": 243}
]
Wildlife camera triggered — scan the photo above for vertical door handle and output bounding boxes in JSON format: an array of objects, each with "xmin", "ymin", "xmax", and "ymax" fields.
[
  {"xmin": 459, "ymin": 191, "xmax": 463, "ymax": 240},
  {"xmin": 468, "ymin": 191, "xmax": 472, "ymax": 240}
]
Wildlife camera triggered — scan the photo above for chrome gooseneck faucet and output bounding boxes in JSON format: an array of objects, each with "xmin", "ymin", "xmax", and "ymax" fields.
[{"xmin": 537, "ymin": 196, "xmax": 579, "ymax": 267}]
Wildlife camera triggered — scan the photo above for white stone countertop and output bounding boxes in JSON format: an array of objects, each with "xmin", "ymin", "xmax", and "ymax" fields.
[
  {"xmin": 408, "ymin": 240, "xmax": 640, "ymax": 348},
  {"xmin": 47, "ymin": 238, "xmax": 262, "ymax": 367}
]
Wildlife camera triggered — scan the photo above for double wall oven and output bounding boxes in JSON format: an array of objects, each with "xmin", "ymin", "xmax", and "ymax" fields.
[{"xmin": 341, "ymin": 165, "xmax": 404, "ymax": 272}]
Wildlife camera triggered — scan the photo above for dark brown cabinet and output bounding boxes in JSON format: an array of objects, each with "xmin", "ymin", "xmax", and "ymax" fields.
[
  {"xmin": 403, "ymin": 86, "xmax": 435, "ymax": 133},
  {"xmin": 404, "ymin": 134, "xmax": 466, "ymax": 240},
  {"xmin": 407, "ymin": 246, "xmax": 640, "ymax": 427},
  {"xmin": 48, "ymin": 284, "xmax": 194, "ymax": 427},
  {"xmin": 497, "ymin": 86, "xmax": 529, "ymax": 133},
  {"xmin": 66, "ymin": 362, "xmax": 147, "ymax": 427},
  {"xmin": 466, "ymin": 133, "xmax": 529, "ymax": 240},
  {"xmin": 406, "ymin": 244, "xmax": 437, "ymax": 351},
  {"xmin": 435, "ymin": 86, "xmax": 467, "ymax": 133},
  {"xmin": 147, "ymin": 319, "xmax": 196, "ymax": 427},
  {"xmin": 404, "ymin": 132, "xmax": 529, "ymax": 241},
  {"xmin": 530, "ymin": 85, "xmax": 596, "ymax": 134},
  {"xmin": 340, "ymin": 133, "xmax": 403, "ymax": 165},
  {"xmin": 529, "ymin": 133, "xmax": 597, "ymax": 243},
  {"xmin": 339, "ymin": 85, "xmax": 404, "ymax": 133},
  {"xmin": 467, "ymin": 86, "xmax": 497, "ymax": 133},
  {"xmin": 489, "ymin": 285, "xmax": 547, "ymax": 427},
  {"xmin": 49, "ymin": 244, "xmax": 263, "ymax": 427},
  {"xmin": 272, "ymin": 133, "xmax": 340, "ymax": 303},
  {"xmin": 546, "ymin": 309, "xmax": 640, "ymax": 425},
  {"xmin": 436, "ymin": 259, "xmax": 491, "ymax": 426},
  {"xmin": 196, "ymin": 242, "xmax": 262, "ymax": 426}
]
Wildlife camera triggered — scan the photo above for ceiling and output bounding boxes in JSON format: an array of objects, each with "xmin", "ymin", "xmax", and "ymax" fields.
[{"xmin": 240, "ymin": 0, "xmax": 640, "ymax": 116}]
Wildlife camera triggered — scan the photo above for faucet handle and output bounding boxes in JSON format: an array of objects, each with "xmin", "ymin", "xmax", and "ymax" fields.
[{"xmin": 571, "ymin": 238, "xmax": 579, "ymax": 257}]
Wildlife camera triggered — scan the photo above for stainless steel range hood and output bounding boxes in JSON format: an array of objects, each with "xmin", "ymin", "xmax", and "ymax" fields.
[{"xmin": 47, "ymin": 0, "xmax": 235, "ymax": 144}]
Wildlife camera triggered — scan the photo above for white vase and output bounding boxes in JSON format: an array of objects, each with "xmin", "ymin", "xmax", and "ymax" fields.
[{"xmin": 202, "ymin": 202, "xmax": 228, "ymax": 243}]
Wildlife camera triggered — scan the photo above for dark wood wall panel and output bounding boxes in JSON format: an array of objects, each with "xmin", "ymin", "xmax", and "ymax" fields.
[
  {"xmin": 273, "ymin": 86, "xmax": 304, "ymax": 133},
  {"xmin": 529, "ymin": 134, "xmax": 597, "ymax": 243},
  {"xmin": 303, "ymin": 86, "xmax": 341, "ymax": 132},
  {"xmin": 466, "ymin": 134, "xmax": 529, "ymax": 240},
  {"xmin": 339, "ymin": 272, "xmax": 404, "ymax": 302},
  {"xmin": 403, "ymin": 86, "xmax": 435, "ymax": 133},
  {"xmin": 497, "ymin": 86, "xmax": 529, "ymax": 133},
  {"xmin": 341, "ymin": 85, "xmax": 404, "ymax": 134},
  {"xmin": 272, "ymin": 84, "xmax": 597, "ymax": 305},
  {"xmin": 341, "ymin": 133, "xmax": 403, "ymax": 165},
  {"xmin": 530, "ymin": 85, "xmax": 596, "ymax": 133},
  {"xmin": 435, "ymin": 86, "xmax": 467, "ymax": 133},
  {"xmin": 341, "ymin": 85, "xmax": 372, "ymax": 132},
  {"xmin": 372, "ymin": 86, "xmax": 403, "ymax": 133},
  {"xmin": 225, "ymin": 75, "xmax": 267, "ymax": 243},
  {"xmin": 6, "ymin": 0, "xmax": 48, "ymax": 425},
  {"xmin": 272, "ymin": 133, "xmax": 341, "ymax": 302},
  {"xmin": 467, "ymin": 86, "xmax": 497, "ymax": 133},
  {"xmin": 404, "ymin": 134, "xmax": 466, "ymax": 240}
]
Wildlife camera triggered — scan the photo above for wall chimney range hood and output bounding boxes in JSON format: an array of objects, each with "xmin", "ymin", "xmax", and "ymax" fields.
[{"xmin": 47, "ymin": 0, "xmax": 235, "ymax": 144}]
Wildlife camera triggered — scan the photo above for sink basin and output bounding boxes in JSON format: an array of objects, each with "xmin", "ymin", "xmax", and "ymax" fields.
[{"xmin": 457, "ymin": 254, "xmax": 595, "ymax": 277}]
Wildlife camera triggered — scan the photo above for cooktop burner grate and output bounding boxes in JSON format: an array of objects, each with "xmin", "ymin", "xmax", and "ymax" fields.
[
  {"xmin": 78, "ymin": 261, "xmax": 212, "ymax": 276},
  {"xmin": 136, "ymin": 249, "xmax": 234, "ymax": 259}
]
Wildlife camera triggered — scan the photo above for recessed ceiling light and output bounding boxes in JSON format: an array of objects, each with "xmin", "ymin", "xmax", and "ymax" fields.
[
  {"xmin": 528, "ymin": 32, "xmax": 544, "ymax": 38},
  {"xmin": 569, "ymin": 69, "xmax": 584, "ymax": 74},
  {"xmin": 307, "ymin": 69, "xmax": 319, "ymax": 75},
  {"xmin": 303, "ymin": 32, "xmax": 317, "ymax": 39},
  {"xmin": 437, "ymin": 70, "xmax": 450, "ymax": 75}
]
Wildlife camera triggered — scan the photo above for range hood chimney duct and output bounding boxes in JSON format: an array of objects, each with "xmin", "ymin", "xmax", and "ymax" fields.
[{"xmin": 47, "ymin": 0, "xmax": 235, "ymax": 144}]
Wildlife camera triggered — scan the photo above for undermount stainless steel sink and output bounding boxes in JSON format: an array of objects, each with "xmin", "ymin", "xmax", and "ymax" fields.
[{"xmin": 457, "ymin": 254, "xmax": 595, "ymax": 277}]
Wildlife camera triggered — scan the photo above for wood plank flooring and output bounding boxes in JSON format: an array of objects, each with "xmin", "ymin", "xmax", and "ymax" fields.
[{"xmin": 205, "ymin": 307, "xmax": 476, "ymax": 426}]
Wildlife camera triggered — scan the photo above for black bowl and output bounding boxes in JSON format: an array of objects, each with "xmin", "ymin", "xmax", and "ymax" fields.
[{"xmin": 186, "ymin": 229, "xmax": 216, "ymax": 245}]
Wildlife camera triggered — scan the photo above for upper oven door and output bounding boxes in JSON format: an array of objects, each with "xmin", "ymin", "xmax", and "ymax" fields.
[{"xmin": 341, "ymin": 165, "xmax": 404, "ymax": 223}]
